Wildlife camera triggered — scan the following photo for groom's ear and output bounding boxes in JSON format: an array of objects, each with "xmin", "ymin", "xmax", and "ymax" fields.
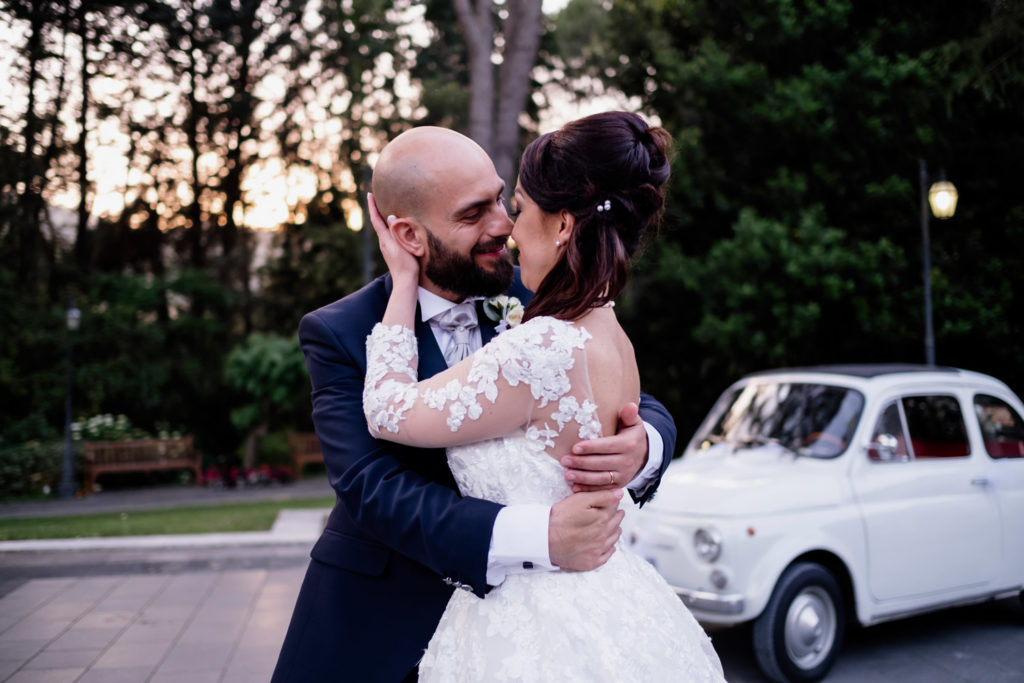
[{"xmin": 389, "ymin": 218, "xmax": 428, "ymax": 258}]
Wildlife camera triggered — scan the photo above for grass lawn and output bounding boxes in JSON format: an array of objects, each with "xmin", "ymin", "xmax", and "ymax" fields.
[{"xmin": 0, "ymin": 496, "xmax": 335, "ymax": 541}]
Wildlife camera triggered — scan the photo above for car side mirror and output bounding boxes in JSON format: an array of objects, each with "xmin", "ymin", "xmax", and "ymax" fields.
[{"xmin": 868, "ymin": 433, "xmax": 900, "ymax": 461}]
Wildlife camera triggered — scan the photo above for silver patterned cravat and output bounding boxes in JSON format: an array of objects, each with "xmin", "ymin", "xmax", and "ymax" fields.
[{"xmin": 433, "ymin": 302, "xmax": 479, "ymax": 367}]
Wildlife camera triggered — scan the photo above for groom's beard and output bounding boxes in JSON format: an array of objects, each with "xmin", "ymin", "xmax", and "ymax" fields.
[{"xmin": 424, "ymin": 231, "xmax": 513, "ymax": 299}]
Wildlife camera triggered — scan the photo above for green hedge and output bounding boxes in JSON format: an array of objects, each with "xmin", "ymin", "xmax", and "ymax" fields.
[{"xmin": 0, "ymin": 441, "xmax": 70, "ymax": 499}]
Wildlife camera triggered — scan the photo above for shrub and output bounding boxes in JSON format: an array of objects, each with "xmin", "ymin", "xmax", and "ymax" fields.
[
  {"xmin": 71, "ymin": 413, "xmax": 150, "ymax": 442},
  {"xmin": 0, "ymin": 441, "xmax": 67, "ymax": 498}
]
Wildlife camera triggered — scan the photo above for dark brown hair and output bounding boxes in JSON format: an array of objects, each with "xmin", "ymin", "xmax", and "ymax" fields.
[{"xmin": 518, "ymin": 111, "xmax": 671, "ymax": 322}]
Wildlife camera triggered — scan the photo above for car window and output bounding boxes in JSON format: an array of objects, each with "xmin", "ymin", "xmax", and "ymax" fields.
[
  {"xmin": 868, "ymin": 401, "xmax": 910, "ymax": 462},
  {"xmin": 974, "ymin": 394, "xmax": 1024, "ymax": 459},
  {"xmin": 694, "ymin": 382, "xmax": 863, "ymax": 458},
  {"xmin": 901, "ymin": 395, "xmax": 970, "ymax": 459}
]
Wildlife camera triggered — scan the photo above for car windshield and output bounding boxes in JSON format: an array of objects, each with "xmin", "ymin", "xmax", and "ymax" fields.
[{"xmin": 695, "ymin": 381, "xmax": 865, "ymax": 458}]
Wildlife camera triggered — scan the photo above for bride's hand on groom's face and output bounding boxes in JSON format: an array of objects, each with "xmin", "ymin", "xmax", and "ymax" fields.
[
  {"xmin": 368, "ymin": 193, "xmax": 420, "ymax": 285},
  {"xmin": 560, "ymin": 403, "xmax": 648, "ymax": 493}
]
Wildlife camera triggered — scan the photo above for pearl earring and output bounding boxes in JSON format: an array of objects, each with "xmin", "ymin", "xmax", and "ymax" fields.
[{"xmin": 555, "ymin": 239, "xmax": 561, "ymax": 246}]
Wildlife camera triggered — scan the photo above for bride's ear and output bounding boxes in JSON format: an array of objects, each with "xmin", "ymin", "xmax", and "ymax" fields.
[
  {"xmin": 556, "ymin": 210, "xmax": 575, "ymax": 246},
  {"xmin": 389, "ymin": 218, "xmax": 428, "ymax": 258}
]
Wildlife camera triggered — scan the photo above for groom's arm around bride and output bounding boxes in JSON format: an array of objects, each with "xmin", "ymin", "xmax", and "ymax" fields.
[{"xmin": 270, "ymin": 126, "xmax": 677, "ymax": 683}]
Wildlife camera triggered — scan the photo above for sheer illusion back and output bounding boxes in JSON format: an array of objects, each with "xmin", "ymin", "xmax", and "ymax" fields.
[
  {"xmin": 363, "ymin": 316, "xmax": 724, "ymax": 682},
  {"xmin": 365, "ymin": 316, "xmax": 608, "ymax": 506}
]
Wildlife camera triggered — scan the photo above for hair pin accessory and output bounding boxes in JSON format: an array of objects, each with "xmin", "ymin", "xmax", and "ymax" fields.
[{"xmin": 595, "ymin": 199, "xmax": 612, "ymax": 213}]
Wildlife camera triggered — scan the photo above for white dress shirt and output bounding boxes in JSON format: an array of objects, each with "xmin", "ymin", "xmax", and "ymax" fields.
[{"xmin": 417, "ymin": 288, "xmax": 665, "ymax": 586}]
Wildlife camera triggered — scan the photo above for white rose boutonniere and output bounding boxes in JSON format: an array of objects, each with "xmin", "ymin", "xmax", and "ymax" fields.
[{"xmin": 484, "ymin": 295, "xmax": 525, "ymax": 333}]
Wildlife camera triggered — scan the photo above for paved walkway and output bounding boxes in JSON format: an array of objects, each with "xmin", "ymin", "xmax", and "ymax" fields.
[{"xmin": 0, "ymin": 479, "xmax": 333, "ymax": 682}]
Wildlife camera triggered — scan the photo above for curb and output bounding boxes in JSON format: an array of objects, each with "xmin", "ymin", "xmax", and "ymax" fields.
[{"xmin": 0, "ymin": 507, "xmax": 329, "ymax": 553}]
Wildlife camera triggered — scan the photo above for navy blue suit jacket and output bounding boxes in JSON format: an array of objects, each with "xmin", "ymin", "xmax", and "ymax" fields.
[{"xmin": 272, "ymin": 269, "xmax": 677, "ymax": 683}]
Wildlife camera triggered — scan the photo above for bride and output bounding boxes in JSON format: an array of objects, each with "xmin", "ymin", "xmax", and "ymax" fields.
[{"xmin": 364, "ymin": 111, "xmax": 724, "ymax": 682}]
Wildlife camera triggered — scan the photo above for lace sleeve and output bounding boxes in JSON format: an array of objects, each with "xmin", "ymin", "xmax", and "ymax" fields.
[{"xmin": 363, "ymin": 318, "xmax": 595, "ymax": 449}]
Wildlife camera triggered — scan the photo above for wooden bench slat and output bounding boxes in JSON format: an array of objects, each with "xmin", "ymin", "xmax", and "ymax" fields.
[
  {"xmin": 81, "ymin": 437, "xmax": 202, "ymax": 494},
  {"xmin": 289, "ymin": 432, "xmax": 323, "ymax": 479}
]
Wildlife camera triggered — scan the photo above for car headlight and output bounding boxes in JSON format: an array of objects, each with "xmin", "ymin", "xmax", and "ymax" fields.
[{"xmin": 694, "ymin": 526, "xmax": 722, "ymax": 563}]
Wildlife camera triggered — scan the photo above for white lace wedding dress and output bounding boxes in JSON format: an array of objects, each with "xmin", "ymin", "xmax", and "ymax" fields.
[{"xmin": 364, "ymin": 316, "xmax": 724, "ymax": 682}]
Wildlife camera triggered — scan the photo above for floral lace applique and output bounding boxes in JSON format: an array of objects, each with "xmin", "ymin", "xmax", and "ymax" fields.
[
  {"xmin": 363, "ymin": 317, "xmax": 592, "ymax": 441},
  {"xmin": 551, "ymin": 396, "xmax": 602, "ymax": 440},
  {"xmin": 363, "ymin": 325, "xmax": 419, "ymax": 435}
]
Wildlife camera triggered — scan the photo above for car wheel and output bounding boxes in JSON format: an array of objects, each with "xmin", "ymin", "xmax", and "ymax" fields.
[{"xmin": 752, "ymin": 562, "xmax": 845, "ymax": 682}]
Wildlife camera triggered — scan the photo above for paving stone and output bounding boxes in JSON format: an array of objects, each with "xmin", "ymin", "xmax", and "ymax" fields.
[
  {"xmin": 0, "ymin": 639, "xmax": 47, "ymax": 662},
  {"xmin": 29, "ymin": 602, "xmax": 94, "ymax": 621},
  {"xmin": 1, "ymin": 619, "xmax": 71, "ymax": 641},
  {"xmin": 117, "ymin": 616, "xmax": 187, "ymax": 644},
  {"xmin": 4, "ymin": 667, "xmax": 86, "ymax": 682},
  {"xmin": 72, "ymin": 610, "xmax": 136, "ymax": 630},
  {"xmin": 0, "ymin": 616, "xmax": 20, "ymax": 634},
  {"xmin": 74, "ymin": 665, "xmax": 154, "ymax": 682},
  {"xmin": 23, "ymin": 648, "xmax": 102, "ymax": 670},
  {"xmin": 0, "ymin": 660, "xmax": 23, "ymax": 680},
  {"xmin": 157, "ymin": 639, "xmax": 233, "ymax": 672},
  {"xmin": 47, "ymin": 627, "xmax": 120, "ymax": 651},
  {"xmin": 91, "ymin": 639, "xmax": 169, "ymax": 669},
  {"xmin": 149, "ymin": 671, "xmax": 221, "ymax": 683},
  {"xmin": 221, "ymin": 655, "xmax": 279, "ymax": 683}
]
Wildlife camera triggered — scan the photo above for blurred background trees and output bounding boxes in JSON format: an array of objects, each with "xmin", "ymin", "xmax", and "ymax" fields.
[{"xmin": 1, "ymin": 0, "xmax": 1022, "ymax": 493}]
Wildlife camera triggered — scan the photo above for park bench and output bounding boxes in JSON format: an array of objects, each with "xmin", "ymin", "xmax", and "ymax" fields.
[
  {"xmin": 81, "ymin": 437, "xmax": 203, "ymax": 494},
  {"xmin": 288, "ymin": 432, "xmax": 324, "ymax": 479}
]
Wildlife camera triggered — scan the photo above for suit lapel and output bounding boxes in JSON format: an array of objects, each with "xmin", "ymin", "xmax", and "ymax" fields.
[
  {"xmin": 415, "ymin": 309, "xmax": 448, "ymax": 380},
  {"xmin": 477, "ymin": 299, "xmax": 499, "ymax": 345}
]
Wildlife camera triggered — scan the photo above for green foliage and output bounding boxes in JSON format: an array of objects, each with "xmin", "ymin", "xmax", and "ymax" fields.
[
  {"xmin": 258, "ymin": 195, "xmax": 379, "ymax": 333},
  {"xmin": 0, "ymin": 441, "xmax": 64, "ymax": 498},
  {"xmin": 257, "ymin": 429, "xmax": 291, "ymax": 466},
  {"xmin": 572, "ymin": 0, "xmax": 1024, "ymax": 431},
  {"xmin": 684, "ymin": 207, "xmax": 912, "ymax": 376},
  {"xmin": 224, "ymin": 333, "xmax": 309, "ymax": 433}
]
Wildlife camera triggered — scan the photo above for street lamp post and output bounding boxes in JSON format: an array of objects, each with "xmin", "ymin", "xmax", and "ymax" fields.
[
  {"xmin": 59, "ymin": 300, "xmax": 81, "ymax": 498},
  {"xmin": 918, "ymin": 159, "xmax": 958, "ymax": 366}
]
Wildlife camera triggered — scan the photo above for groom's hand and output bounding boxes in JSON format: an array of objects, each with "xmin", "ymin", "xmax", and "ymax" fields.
[
  {"xmin": 560, "ymin": 403, "xmax": 648, "ymax": 493},
  {"xmin": 549, "ymin": 489, "xmax": 625, "ymax": 571}
]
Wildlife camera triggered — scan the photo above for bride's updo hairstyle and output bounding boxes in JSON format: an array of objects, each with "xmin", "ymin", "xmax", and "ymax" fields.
[{"xmin": 517, "ymin": 111, "xmax": 671, "ymax": 322}]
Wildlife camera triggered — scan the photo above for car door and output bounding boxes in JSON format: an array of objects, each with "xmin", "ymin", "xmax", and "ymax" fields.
[
  {"xmin": 972, "ymin": 391, "xmax": 1024, "ymax": 587},
  {"xmin": 851, "ymin": 391, "xmax": 1001, "ymax": 603}
]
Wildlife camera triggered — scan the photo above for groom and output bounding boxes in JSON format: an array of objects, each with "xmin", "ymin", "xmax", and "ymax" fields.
[{"xmin": 271, "ymin": 127, "xmax": 677, "ymax": 683}]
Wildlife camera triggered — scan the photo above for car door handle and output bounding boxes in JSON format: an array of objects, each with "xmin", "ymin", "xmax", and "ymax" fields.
[{"xmin": 970, "ymin": 477, "xmax": 990, "ymax": 487}]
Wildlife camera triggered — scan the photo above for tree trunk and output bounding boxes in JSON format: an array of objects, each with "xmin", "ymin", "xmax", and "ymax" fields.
[
  {"xmin": 453, "ymin": 0, "xmax": 496, "ymax": 154},
  {"xmin": 494, "ymin": 0, "xmax": 542, "ymax": 190},
  {"xmin": 17, "ymin": 3, "xmax": 46, "ymax": 287},
  {"xmin": 185, "ymin": 0, "xmax": 204, "ymax": 268},
  {"xmin": 242, "ymin": 420, "xmax": 267, "ymax": 471},
  {"xmin": 75, "ymin": 6, "xmax": 91, "ymax": 274}
]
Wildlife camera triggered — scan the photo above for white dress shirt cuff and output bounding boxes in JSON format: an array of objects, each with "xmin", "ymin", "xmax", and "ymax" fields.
[
  {"xmin": 485, "ymin": 504, "xmax": 555, "ymax": 587},
  {"xmin": 627, "ymin": 422, "xmax": 665, "ymax": 494}
]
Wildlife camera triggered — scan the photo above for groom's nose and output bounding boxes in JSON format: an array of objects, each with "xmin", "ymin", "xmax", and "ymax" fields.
[{"xmin": 487, "ymin": 208, "xmax": 514, "ymax": 238}]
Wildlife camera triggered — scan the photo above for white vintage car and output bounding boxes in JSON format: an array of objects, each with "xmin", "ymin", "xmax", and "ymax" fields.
[{"xmin": 629, "ymin": 365, "xmax": 1024, "ymax": 682}]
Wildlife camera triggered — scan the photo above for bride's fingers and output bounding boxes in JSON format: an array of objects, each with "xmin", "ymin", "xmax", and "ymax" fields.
[{"xmin": 367, "ymin": 193, "xmax": 388, "ymax": 232}]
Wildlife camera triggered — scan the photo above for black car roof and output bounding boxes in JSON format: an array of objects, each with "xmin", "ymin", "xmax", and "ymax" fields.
[{"xmin": 749, "ymin": 364, "xmax": 961, "ymax": 379}]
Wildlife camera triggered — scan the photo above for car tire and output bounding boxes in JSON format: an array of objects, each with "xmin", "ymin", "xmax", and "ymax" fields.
[{"xmin": 752, "ymin": 562, "xmax": 845, "ymax": 682}]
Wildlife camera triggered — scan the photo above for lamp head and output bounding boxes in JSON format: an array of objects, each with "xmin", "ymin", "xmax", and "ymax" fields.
[
  {"xmin": 66, "ymin": 306, "xmax": 81, "ymax": 332},
  {"xmin": 928, "ymin": 178, "xmax": 958, "ymax": 219}
]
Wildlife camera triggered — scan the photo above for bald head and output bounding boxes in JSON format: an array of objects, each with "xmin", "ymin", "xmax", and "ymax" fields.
[{"xmin": 372, "ymin": 127, "xmax": 493, "ymax": 223}]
